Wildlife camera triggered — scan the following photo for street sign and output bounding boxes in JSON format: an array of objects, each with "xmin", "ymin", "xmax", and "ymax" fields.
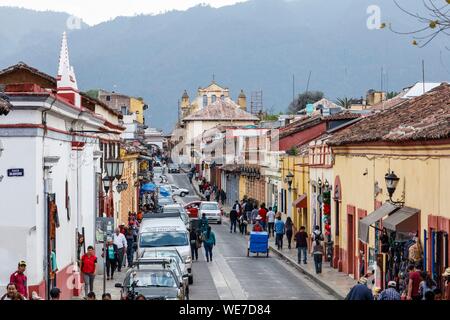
[
  {"xmin": 95, "ymin": 217, "xmax": 114, "ymax": 243},
  {"xmin": 7, "ymin": 168, "xmax": 24, "ymax": 177}
]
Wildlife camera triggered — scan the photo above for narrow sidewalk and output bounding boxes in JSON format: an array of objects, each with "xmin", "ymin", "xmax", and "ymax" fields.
[{"xmin": 268, "ymin": 238, "xmax": 356, "ymax": 299}]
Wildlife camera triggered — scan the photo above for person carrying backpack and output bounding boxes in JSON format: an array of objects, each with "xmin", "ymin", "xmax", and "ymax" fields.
[{"xmin": 312, "ymin": 225, "xmax": 324, "ymax": 242}]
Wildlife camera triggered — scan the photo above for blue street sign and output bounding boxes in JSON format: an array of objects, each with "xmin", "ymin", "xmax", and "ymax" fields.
[{"xmin": 7, "ymin": 168, "xmax": 24, "ymax": 177}]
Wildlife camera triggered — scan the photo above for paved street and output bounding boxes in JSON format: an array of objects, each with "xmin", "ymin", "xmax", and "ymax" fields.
[{"xmin": 169, "ymin": 173, "xmax": 336, "ymax": 300}]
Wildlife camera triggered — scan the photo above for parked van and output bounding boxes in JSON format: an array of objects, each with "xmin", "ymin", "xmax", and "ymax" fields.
[{"xmin": 138, "ymin": 217, "xmax": 193, "ymax": 283}]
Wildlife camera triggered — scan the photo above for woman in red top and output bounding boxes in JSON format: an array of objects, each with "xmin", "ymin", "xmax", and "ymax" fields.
[
  {"xmin": 81, "ymin": 246, "xmax": 97, "ymax": 297},
  {"xmin": 258, "ymin": 203, "xmax": 268, "ymax": 230},
  {"xmin": 253, "ymin": 217, "xmax": 263, "ymax": 232}
]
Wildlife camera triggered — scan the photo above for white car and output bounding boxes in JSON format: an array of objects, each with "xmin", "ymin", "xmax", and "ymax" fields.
[
  {"xmin": 169, "ymin": 185, "xmax": 189, "ymax": 197},
  {"xmin": 198, "ymin": 201, "xmax": 222, "ymax": 224}
]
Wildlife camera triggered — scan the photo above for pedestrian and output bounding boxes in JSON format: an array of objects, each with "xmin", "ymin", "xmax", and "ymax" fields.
[
  {"xmin": 252, "ymin": 217, "xmax": 263, "ymax": 232},
  {"xmin": 267, "ymin": 207, "xmax": 275, "ymax": 238},
  {"xmin": 229, "ymin": 207, "xmax": 238, "ymax": 233},
  {"xmin": 103, "ymin": 239, "xmax": 118, "ymax": 280},
  {"xmin": 312, "ymin": 240, "xmax": 324, "ymax": 274},
  {"xmin": 419, "ymin": 271, "xmax": 437, "ymax": 300},
  {"xmin": 312, "ymin": 225, "xmax": 324, "ymax": 242},
  {"xmin": 113, "ymin": 228, "xmax": 127, "ymax": 272},
  {"xmin": 80, "ymin": 245, "xmax": 97, "ymax": 297},
  {"xmin": 372, "ymin": 287, "xmax": 382, "ymax": 300},
  {"xmin": 190, "ymin": 228, "xmax": 200, "ymax": 261},
  {"xmin": 9, "ymin": 260, "xmax": 28, "ymax": 298},
  {"xmin": 1, "ymin": 283, "xmax": 22, "ymax": 300},
  {"xmin": 200, "ymin": 213, "xmax": 209, "ymax": 234},
  {"xmin": 220, "ymin": 189, "xmax": 227, "ymax": 205},
  {"xmin": 251, "ymin": 205, "xmax": 259, "ymax": 225},
  {"xmin": 285, "ymin": 217, "xmax": 294, "ymax": 249},
  {"xmin": 294, "ymin": 226, "xmax": 308, "ymax": 264},
  {"xmin": 49, "ymin": 287, "xmax": 61, "ymax": 300},
  {"xmin": 205, "ymin": 188, "xmax": 211, "ymax": 201},
  {"xmin": 407, "ymin": 263, "xmax": 423, "ymax": 301},
  {"xmin": 345, "ymin": 277, "xmax": 374, "ymax": 300},
  {"xmin": 442, "ymin": 268, "xmax": 450, "ymax": 300},
  {"xmin": 125, "ymin": 228, "xmax": 135, "ymax": 268},
  {"xmin": 274, "ymin": 216, "xmax": 285, "ymax": 250},
  {"xmin": 378, "ymin": 281, "xmax": 401, "ymax": 300},
  {"xmin": 136, "ymin": 294, "xmax": 146, "ymax": 300},
  {"xmin": 86, "ymin": 292, "xmax": 96, "ymax": 300},
  {"xmin": 239, "ymin": 211, "xmax": 248, "ymax": 235},
  {"xmin": 203, "ymin": 226, "xmax": 216, "ymax": 263},
  {"xmin": 258, "ymin": 203, "xmax": 268, "ymax": 231},
  {"xmin": 102, "ymin": 293, "xmax": 112, "ymax": 300}
]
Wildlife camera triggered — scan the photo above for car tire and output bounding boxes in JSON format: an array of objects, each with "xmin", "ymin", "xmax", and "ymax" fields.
[
  {"xmin": 218, "ymin": 220, "xmax": 222, "ymax": 225},
  {"xmin": 188, "ymin": 275, "xmax": 193, "ymax": 285},
  {"xmin": 180, "ymin": 192, "xmax": 186, "ymax": 197}
]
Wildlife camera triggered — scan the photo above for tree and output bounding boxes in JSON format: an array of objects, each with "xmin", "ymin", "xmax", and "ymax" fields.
[
  {"xmin": 336, "ymin": 97, "xmax": 353, "ymax": 109},
  {"xmin": 287, "ymin": 91, "xmax": 324, "ymax": 114},
  {"xmin": 386, "ymin": 91, "xmax": 400, "ymax": 99},
  {"xmin": 286, "ymin": 146, "xmax": 299, "ymax": 156},
  {"xmin": 386, "ymin": 0, "xmax": 450, "ymax": 47},
  {"xmin": 85, "ymin": 89, "xmax": 99, "ymax": 99}
]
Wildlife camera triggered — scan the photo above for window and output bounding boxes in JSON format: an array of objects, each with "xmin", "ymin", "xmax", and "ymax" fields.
[
  {"xmin": 106, "ymin": 95, "xmax": 111, "ymax": 101},
  {"xmin": 211, "ymin": 95, "xmax": 217, "ymax": 103},
  {"xmin": 121, "ymin": 106, "xmax": 128, "ymax": 115},
  {"xmin": 221, "ymin": 95, "xmax": 225, "ymax": 101},
  {"xmin": 203, "ymin": 95, "xmax": 208, "ymax": 107}
]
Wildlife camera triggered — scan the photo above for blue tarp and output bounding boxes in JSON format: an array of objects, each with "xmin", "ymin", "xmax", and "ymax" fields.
[{"xmin": 140, "ymin": 183, "xmax": 171, "ymax": 196}]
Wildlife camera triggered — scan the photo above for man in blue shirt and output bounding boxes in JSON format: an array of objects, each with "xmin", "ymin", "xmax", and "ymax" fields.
[
  {"xmin": 274, "ymin": 216, "xmax": 285, "ymax": 250},
  {"xmin": 378, "ymin": 281, "xmax": 401, "ymax": 300}
]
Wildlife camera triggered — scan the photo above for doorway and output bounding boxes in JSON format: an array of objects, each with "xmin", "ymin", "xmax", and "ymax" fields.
[{"xmin": 347, "ymin": 214, "xmax": 355, "ymax": 276}]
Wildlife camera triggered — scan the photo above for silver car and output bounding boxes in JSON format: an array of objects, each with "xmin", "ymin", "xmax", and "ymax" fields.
[{"xmin": 198, "ymin": 201, "xmax": 222, "ymax": 224}]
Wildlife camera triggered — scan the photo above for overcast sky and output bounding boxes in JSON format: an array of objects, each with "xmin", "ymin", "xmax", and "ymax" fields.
[{"xmin": 0, "ymin": 0, "xmax": 247, "ymax": 25}]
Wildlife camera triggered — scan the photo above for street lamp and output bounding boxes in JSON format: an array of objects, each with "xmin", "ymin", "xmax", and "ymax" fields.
[
  {"xmin": 285, "ymin": 171, "xmax": 294, "ymax": 191},
  {"xmin": 318, "ymin": 178, "xmax": 322, "ymax": 189},
  {"xmin": 324, "ymin": 179, "xmax": 330, "ymax": 191},
  {"xmin": 385, "ymin": 171, "xmax": 400, "ymax": 201},
  {"xmin": 102, "ymin": 177, "xmax": 111, "ymax": 193},
  {"xmin": 105, "ymin": 159, "xmax": 125, "ymax": 181}
]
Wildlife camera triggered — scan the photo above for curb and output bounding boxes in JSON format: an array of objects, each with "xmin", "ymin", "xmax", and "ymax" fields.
[{"xmin": 268, "ymin": 245, "xmax": 344, "ymax": 300}]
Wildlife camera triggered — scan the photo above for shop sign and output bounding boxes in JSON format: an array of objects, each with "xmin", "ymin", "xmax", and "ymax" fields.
[{"xmin": 7, "ymin": 168, "xmax": 24, "ymax": 177}]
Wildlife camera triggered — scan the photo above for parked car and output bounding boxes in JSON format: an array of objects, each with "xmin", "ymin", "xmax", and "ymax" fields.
[
  {"xmin": 198, "ymin": 201, "xmax": 222, "ymax": 224},
  {"xmin": 115, "ymin": 263, "xmax": 185, "ymax": 300},
  {"xmin": 139, "ymin": 249, "xmax": 192, "ymax": 285},
  {"xmin": 184, "ymin": 201, "xmax": 202, "ymax": 219},
  {"xmin": 137, "ymin": 217, "xmax": 193, "ymax": 283},
  {"xmin": 168, "ymin": 184, "xmax": 189, "ymax": 197},
  {"xmin": 163, "ymin": 204, "xmax": 190, "ymax": 229},
  {"xmin": 168, "ymin": 164, "xmax": 180, "ymax": 173}
]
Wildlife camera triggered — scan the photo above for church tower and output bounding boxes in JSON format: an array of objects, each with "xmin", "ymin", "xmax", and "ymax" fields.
[
  {"xmin": 56, "ymin": 32, "xmax": 81, "ymax": 108},
  {"xmin": 238, "ymin": 89, "xmax": 247, "ymax": 111},
  {"xmin": 181, "ymin": 90, "xmax": 190, "ymax": 116}
]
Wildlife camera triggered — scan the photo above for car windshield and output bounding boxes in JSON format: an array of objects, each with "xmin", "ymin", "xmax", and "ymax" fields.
[
  {"xmin": 201, "ymin": 203, "xmax": 219, "ymax": 211},
  {"xmin": 159, "ymin": 198, "xmax": 174, "ymax": 205},
  {"xmin": 129, "ymin": 271, "xmax": 177, "ymax": 288},
  {"xmin": 140, "ymin": 232, "xmax": 189, "ymax": 247}
]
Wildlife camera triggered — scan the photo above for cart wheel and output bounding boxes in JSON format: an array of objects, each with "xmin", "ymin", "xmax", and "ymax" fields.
[
  {"xmin": 247, "ymin": 249, "xmax": 249, "ymax": 257},
  {"xmin": 257, "ymin": 252, "xmax": 259, "ymax": 257},
  {"xmin": 266, "ymin": 251, "xmax": 269, "ymax": 258}
]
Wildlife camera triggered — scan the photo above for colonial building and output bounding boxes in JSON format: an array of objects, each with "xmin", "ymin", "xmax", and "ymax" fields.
[
  {"xmin": 328, "ymin": 83, "xmax": 450, "ymax": 289},
  {"xmin": 0, "ymin": 33, "xmax": 124, "ymax": 299}
]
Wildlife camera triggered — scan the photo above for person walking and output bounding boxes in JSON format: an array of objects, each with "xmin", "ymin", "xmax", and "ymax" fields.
[
  {"xmin": 267, "ymin": 207, "xmax": 275, "ymax": 238},
  {"xmin": 200, "ymin": 213, "xmax": 209, "ymax": 234},
  {"xmin": 103, "ymin": 239, "xmax": 118, "ymax": 280},
  {"xmin": 229, "ymin": 207, "xmax": 238, "ymax": 233},
  {"xmin": 80, "ymin": 246, "xmax": 97, "ymax": 297},
  {"xmin": 203, "ymin": 226, "xmax": 216, "ymax": 263},
  {"xmin": 419, "ymin": 271, "xmax": 437, "ymax": 300},
  {"xmin": 1, "ymin": 283, "xmax": 22, "ymax": 300},
  {"xmin": 190, "ymin": 228, "xmax": 200, "ymax": 261},
  {"xmin": 49, "ymin": 287, "xmax": 61, "ymax": 300},
  {"xmin": 258, "ymin": 203, "xmax": 268, "ymax": 231},
  {"xmin": 205, "ymin": 188, "xmax": 211, "ymax": 201},
  {"xmin": 125, "ymin": 228, "xmax": 135, "ymax": 268},
  {"xmin": 239, "ymin": 211, "xmax": 248, "ymax": 235},
  {"xmin": 294, "ymin": 226, "xmax": 308, "ymax": 264},
  {"xmin": 220, "ymin": 189, "xmax": 227, "ymax": 205},
  {"xmin": 9, "ymin": 260, "xmax": 28, "ymax": 298},
  {"xmin": 345, "ymin": 277, "xmax": 374, "ymax": 300},
  {"xmin": 312, "ymin": 225, "xmax": 324, "ymax": 242},
  {"xmin": 407, "ymin": 264, "xmax": 423, "ymax": 301},
  {"xmin": 378, "ymin": 281, "xmax": 401, "ymax": 300},
  {"xmin": 285, "ymin": 217, "xmax": 294, "ymax": 249},
  {"xmin": 251, "ymin": 205, "xmax": 259, "ymax": 226},
  {"xmin": 274, "ymin": 216, "xmax": 285, "ymax": 250},
  {"xmin": 312, "ymin": 240, "xmax": 324, "ymax": 274},
  {"xmin": 113, "ymin": 228, "xmax": 127, "ymax": 272}
]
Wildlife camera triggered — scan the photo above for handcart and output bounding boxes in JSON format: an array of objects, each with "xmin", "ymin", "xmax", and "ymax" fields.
[{"xmin": 247, "ymin": 231, "xmax": 269, "ymax": 257}]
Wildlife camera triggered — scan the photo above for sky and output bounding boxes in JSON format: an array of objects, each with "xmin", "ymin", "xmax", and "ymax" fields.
[{"xmin": 0, "ymin": 0, "xmax": 247, "ymax": 25}]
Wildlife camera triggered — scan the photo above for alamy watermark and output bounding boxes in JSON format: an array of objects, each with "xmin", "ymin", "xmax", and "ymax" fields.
[
  {"xmin": 367, "ymin": 5, "xmax": 382, "ymax": 30},
  {"xmin": 66, "ymin": 15, "xmax": 83, "ymax": 30}
]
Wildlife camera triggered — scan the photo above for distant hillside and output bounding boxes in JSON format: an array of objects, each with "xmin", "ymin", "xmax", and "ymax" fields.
[{"xmin": 0, "ymin": 0, "xmax": 449, "ymax": 132}]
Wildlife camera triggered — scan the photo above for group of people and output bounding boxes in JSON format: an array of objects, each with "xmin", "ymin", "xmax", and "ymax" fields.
[
  {"xmin": 199, "ymin": 179, "xmax": 227, "ymax": 204},
  {"xmin": 190, "ymin": 213, "xmax": 217, "ymax": 263},
  {"xmin": 346, "ymin": 264, "xmax": 450, "ymax": 300}
]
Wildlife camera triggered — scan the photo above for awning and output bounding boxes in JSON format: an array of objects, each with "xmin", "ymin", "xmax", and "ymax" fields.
[
  {"xmin": 383, "ymin": 206, "xmax": 419, "ymax": 233},
  {"xmin": 358, "ymin": 202, "xmax": 398, "ymax": 244},
  {"xmin": 292, "ymin": 194, "xmax": 307, "ymax": 209}
]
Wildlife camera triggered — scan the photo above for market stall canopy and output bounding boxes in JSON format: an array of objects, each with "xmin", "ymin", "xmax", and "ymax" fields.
[
  {"xmin": 359, "ymin": 202, "xmax": 398, "ymax": 244},
  {"xmin": 382, "ymin": 206, "xmax": 419, "ymax": 234},
  {"xmin": 292, "ymin": 194, "xmax": 307, "ymax": 209},
  {"xmin": 141, "ymin": 183, "xmax": 156, "ymax": 192}
]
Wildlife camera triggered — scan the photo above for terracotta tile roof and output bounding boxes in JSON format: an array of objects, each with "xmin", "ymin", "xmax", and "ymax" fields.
[
  {"xmin": 0, "ymin": 62, "xmax": 56, "ymax": 86},
  {"xmin": 328, "ymin": 83, "xmax": 450, "ymax": 146},
  {"xmin": 279, "ymin": 115, "xmax": 323, "ymax": 139},
  {"xmin": 369, "ymin": 92, "xmax": 406, "ymax": 111},
  {"xmin": 0, "ymin": 94, "xmax": 11, "ymax": 116},
  {"xmin": 183, "ymin": 99, "xmax": 259, "ymax": 121},
  {"xmin": 323, "ymin": 112, "xmax": 362, "ymax": 121}
]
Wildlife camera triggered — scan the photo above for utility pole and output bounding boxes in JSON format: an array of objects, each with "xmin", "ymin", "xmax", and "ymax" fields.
[
  {"xmin": 305, "ymin": 71, "xmax": 312, "ymax": 93},
  {"xmin": 422, "ymin": 60, "xmax": 426, "ymax": 94}
]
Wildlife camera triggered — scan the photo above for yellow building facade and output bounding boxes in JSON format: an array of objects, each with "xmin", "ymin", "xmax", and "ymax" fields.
[
  {"xmin": 280, "ymin": 154, "xmax": 310, "ymax": 232},
  {"xmin": 129, "ymin": 97, "xmax": 146, "ymax": 124},
  {"xmin": 119, "ymin": 148, "xmax": 139, "ymax": 225}
]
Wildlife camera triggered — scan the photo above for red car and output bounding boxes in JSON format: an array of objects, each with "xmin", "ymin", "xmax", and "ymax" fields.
[{"xmin": 184, "ymin": 201, "xmax": 202, "ymax": 219}]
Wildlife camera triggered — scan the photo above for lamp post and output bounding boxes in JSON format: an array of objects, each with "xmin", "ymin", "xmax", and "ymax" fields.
[{"xmin": 385, "ymin": 171, "xmax": 399, "ymax": 201}]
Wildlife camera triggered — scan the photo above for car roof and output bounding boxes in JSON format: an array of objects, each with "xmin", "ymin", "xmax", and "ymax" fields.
[
  {"xmin": 140, "ymin": 218, "xmax": 187, "ymax": 231},
  {"xmin": 164, "ymin": 204, "xmax": 183, "ymax": 209},
  {"xmin": 201, "ymin": 201, "xmax": 219, "ymax": 205}
]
